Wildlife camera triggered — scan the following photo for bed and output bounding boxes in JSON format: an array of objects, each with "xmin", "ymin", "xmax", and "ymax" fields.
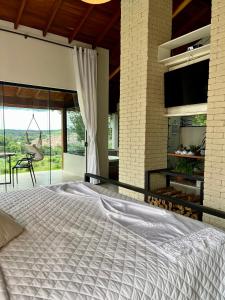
[{"xmin": 0, "ymin": 178, "xmax": 224, "ymax": 299}]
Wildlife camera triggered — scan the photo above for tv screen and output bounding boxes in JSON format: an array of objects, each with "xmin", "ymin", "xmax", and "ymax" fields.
[{"xmin": 164, "ymin": 59, "xmax": 209, "ymax": 108}]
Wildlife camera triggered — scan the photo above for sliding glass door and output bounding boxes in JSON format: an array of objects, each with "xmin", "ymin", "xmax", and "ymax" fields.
[
  {"xmin": 0, "ymin": 83, "xmax": 6, "ymax": 191},
  {"xmin": 0, "ymin": 82, "xmax": 86, "ymax": 192},
  {"xmin": 64, "ymin": 94, "xmax": 86, "ymax": 178}
]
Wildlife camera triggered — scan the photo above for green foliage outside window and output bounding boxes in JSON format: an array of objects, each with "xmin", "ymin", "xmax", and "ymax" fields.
[
  {"xmin": 192, "ymin": 115, "xmax": 207, "ymax": 126},
  {"xmin": 0, "ymin": 129, "xmax": 63, "ymax": 174},
  {"xmin": 67, "ymin": 110, "xmax": 85, "ymax": 156}
]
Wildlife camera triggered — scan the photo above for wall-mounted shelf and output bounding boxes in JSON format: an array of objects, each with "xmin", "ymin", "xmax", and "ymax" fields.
[
  {"xmin": 168, "ymin": 153, "xmax": 205, "ymax": 160},
  {"xmin": 158, "ymin": 25, "xmax": 210, "ymax": 68},
  {"xmin": 160, "ymin": 44, "xmax": 210, "ymax": 67},
  {"xmin": 164, "ymin": 103, "xmax": 207, "ymax": 117}
]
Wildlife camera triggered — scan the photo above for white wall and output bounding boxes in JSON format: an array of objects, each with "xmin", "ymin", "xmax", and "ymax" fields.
[
  {"xmin": 181, "ymin": 127, "xmax": 206, "ymax": 147},
  {"xmin": 63, "ymin": 153, "xmax": 85, "ymax": 178},
  {"xmin": 0, "ymin": 20, "xmax": 92, "ymax": 90},
  {"xmin": 0, "ymin": 30, "xmax": 75, "ymax": 90}
]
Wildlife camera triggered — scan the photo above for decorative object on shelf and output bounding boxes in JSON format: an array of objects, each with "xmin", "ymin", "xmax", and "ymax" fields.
[
  {"xmin": 171, "ymin": 144, "xmax": 204, "ymax": 175},
  {"xmin": 175, "ymin": 144, "xmax": 186, "ymax": 154},
  {"xmin": 187, "ymin": 37, "xmax": 210, "ymax": 52},
  {"xmin": 189, "ymin": 144, "xmax": 201, "ymax": 156},
  {"xmin": 175, "ymin": 150, "xmax": 194, "ymax": 155},
  {"xmin": 174, "ymin": 144, "xmax": 202, "ymax": 157}
]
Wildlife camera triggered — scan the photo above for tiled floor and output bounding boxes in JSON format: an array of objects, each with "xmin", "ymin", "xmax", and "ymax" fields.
[{"xmin": 0, "ymin": 170, "xmax": 83, "ymax": 193}]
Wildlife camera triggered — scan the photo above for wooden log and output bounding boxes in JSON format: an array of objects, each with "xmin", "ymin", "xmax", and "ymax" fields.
[
  {"xmin": 184, "ymin": 212, "xmax": 191, "ymax": 217},
  {"xmin": 177, "ymin": 204, "xmax": 184, "ymax": 211},
  {"xmin": 185, "ymin": 206, "xmax": 192, "ymax": 212},
  {"xmin": 154, "ymin": 187, "xmax": 174, "ymax": 194},
  {"xmin": 163, "ymin": 190, "xmax": 181, "ymax": 196},
  {"xmin": 191, "ymin": 213, "xmax": 199, "ymax": 220}
]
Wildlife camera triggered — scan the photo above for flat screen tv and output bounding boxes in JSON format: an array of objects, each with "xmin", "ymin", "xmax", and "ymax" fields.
[{"xmin": 164, "ymin": 59, "xmax": 209, "ymax": 108}]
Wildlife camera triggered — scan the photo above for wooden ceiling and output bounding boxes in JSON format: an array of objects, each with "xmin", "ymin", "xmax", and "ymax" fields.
[
  {"xmin": 0, "ymin": 85, "xmax": 76, "ymax": 109},
  {"xmin": 0, "ymin": 0, "xmax": 211, "ymax": 111},
  {"xmin": 0, "ymin": 0, "xmax": 120, "ymax": 77}
]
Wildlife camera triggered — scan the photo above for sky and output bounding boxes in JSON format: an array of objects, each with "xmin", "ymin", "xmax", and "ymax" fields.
[{"xmin": 3, "ymin": 107, "xmax": 62, "ymax": 130}]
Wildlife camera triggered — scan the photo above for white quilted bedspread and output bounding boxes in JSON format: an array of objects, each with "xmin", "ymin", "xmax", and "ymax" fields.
[{"xmin": 0, "ymin": 185, "xmax": 224, "ymax": 300}]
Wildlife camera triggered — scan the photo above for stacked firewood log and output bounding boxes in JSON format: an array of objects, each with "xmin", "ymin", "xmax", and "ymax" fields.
[{"xmin": 146, "ymin": 187, "xmax": 201, "ymax": 220}]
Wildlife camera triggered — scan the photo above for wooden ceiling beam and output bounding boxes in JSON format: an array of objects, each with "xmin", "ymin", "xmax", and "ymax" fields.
[
  {"xmin": 3, "ymin": 96, "xmax": 74, "ymax": 110},
  {"xmin": 69, "ymin": 5, "xmax": 94, "ymax": 44},
  {"xmin": 94, "ymin": 9, "xmax": 120, "ymax": 48},
  {"xmin": 14, "ymin": 0, "xmax": 27, "ymax": 29},
  {"xmin": 43, "ymin": 0, "xmax": 63, "ymax": 37},
  {"xmin": 4, "ymin": 97, "xmax": 64, "ymax": 109},
  {"xmin": 109, "ymin": 66, "xmax": 120, "ymax": 80},
  {"xmin": 172, "ymin": 0, "xmax": 192, "ymax": 18}
]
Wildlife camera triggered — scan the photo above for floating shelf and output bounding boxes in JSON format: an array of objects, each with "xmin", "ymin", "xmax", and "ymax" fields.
[
  {"xmin": 158, "ymin": 24, "xmax": 210, "ymax": 68},
  {"xmin": 168, "ymin": 153, "xmax": 205, "ymax": 160},
  {"xmin": 159, "ymin": 44, "xmax": 210, "ymax": 67},
  {"xmin": 165, "ymin": 103, "xmax": 207, "ymax": 117}
]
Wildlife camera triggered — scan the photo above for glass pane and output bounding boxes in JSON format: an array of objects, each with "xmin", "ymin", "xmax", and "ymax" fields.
[
  {"xmin": 0, "ymin": 84, "xmax": 6, "ymax": 192},
  {"xmin": 3, "ymin": 84, "xmax": 50, "ymax": 190},
  {"xmin": 64, "ymin": 93, "xmax": 86, "ymax": 180},
  {"xmin": 0, "ymin": 84, "xmax": 83, "ymax": 190},
  {"xmin": 108, "ymin": 113, "xmax": 119, "ymax": 180},
  {"xmin": 67, "ymin": 109, "xmax": 85, "ymax": 156},
  {"xmin": 168, "ymin": 115, "xmax": 206, "ymax": 176},
  {"xmin": 49, "ymin": 90, "xmax": 64, "ymax": 184}
]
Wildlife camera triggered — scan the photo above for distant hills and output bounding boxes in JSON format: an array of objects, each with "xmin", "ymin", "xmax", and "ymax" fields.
[{"xmin": 0, "ymin": 129, "xmax": 62, "ymax": 147}]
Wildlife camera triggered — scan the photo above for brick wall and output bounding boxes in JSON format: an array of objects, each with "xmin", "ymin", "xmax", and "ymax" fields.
[
  {"xmin": 145, "ymin": 1, "xmax": 172, "ymax": 188},
  {"xmin": 119, "ymin": 0, "xmax": 172, "ymax": 199},
  {"xmin": 204, "ymin": 0, "xmax": 225, "ymax": 228}
]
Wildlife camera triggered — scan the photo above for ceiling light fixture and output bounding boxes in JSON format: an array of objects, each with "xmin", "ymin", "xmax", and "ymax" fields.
[{"xmin": 81, "ymin": 0, "xmax": 111, "ymax": 4}]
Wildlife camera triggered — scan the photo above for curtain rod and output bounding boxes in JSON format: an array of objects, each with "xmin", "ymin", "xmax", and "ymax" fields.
[{"xmin": 0, "ymin": 27, "xmax": 75, "ymax": 50}]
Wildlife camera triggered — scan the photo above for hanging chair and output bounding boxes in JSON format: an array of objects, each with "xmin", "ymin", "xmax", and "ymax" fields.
[{"xmin": 25, "ymin": 114, "xmax": 44, "ymax": 162}]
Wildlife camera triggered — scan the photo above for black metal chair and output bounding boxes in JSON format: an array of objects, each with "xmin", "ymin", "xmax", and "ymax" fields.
[{"xmin": 12, "ymin": 153, "xmax": 36, "ymax": 187}]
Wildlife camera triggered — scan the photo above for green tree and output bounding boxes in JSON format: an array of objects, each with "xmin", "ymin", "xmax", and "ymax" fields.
[
  {"xmin": 193, "ymin": 115, "xmax": 207, "ymax": 126},
  {"xmin": 68, "ymin": 111, "xmax": 85, "ymax": 142}
]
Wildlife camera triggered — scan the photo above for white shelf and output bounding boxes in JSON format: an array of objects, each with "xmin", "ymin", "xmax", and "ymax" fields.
[
  {"xmin": 158, "ymin": 25, "xmax": 211, "ymax": 68},
  {"xmin": 164, "ymin": 103, "xmax": 207, "ymax": 117},
  {"xmin": 160, "ymin": 44, "xmax": 210, "ymax": 67}
]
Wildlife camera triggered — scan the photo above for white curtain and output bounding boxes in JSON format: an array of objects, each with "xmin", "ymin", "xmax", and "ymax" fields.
[{"xmin": 73, "ymin": 46, "xmax": 99, "ymax": 181}]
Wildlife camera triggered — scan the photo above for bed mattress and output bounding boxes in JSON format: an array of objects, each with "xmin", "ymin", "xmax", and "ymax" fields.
[{"xmin": 0, "ymin": 182, "xmax": 224, "ymax": 300}]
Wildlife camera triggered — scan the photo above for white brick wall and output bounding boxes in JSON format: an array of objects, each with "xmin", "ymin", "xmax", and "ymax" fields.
[
  {"xmin": 119, "ymin": 0, "xmax": 172, "ymax": 199},
  {"xmin": 204, "ymin": 0, "xmax": 225, "ymax": 228}
]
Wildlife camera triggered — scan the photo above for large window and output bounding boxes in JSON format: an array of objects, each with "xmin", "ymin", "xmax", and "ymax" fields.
[
  {"xmin": 0, "ymin": 83, "xmax": 78, "ymax": 191},
  {"xmin": 3, "ymin": 107, "xmax": 62, "ymax": 173}
]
